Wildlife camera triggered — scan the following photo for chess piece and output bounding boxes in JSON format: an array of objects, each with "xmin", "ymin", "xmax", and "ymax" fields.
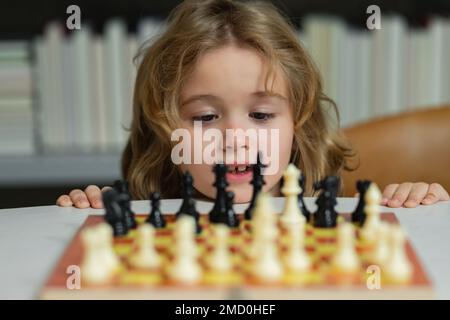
[
  {"xmin": 146, "ymin": 192, "xmax": 166, "ymax": 228},
  {"xmin": 331, "ymin": 222, "xmax": 360, "ymax": 273},
  {"xmin": 244, "ymin": 152, "xmax": 267, "ymax": 220},
  {"xmin": 96, "ymin": 223, "xmax": 121, "ymax": 272},
  {"xmin": 313, "ymin": 176, "xmax": 340, "ymax": 228},
  {"xmin": 298, "ymin": 172, "xmax": 311, "ymax": 222},
  {"xmin": 371, "ymin": 222, "xmax": 390, "ymax": 265},
  {"xmin": 383, "ymin": 225, "xmax": 413, "ymax": 283},
  {"xmin": 360, "ymin": 183, "xmax": 382, "ymax": 244},
  {"xmin": 280, "ymin": 164, "xmax": 306, "ymax": 228},
  {"xmin": 351, "ymin": 180, "xmax": 372, "ymax": 226},
  {"xmin": 214, "ymin": 191, "xmax": 240, "ymax": 227},
  {"xmin": 113, "ymin": 180, "xmax": 137, "ymax": 229},
  {"xmin": 169, "ymin": 215, "xmax": 202, "ymax": 284},
  {"xmin": 209, "ymin": 164, "xmax": 229, "ymax": 224},
  {"xmin": 284, "ymin": 217, "xmax": 310, "ymax": 272},
  {"xmin": 176, "ymin": 172, "xmax": 202, "ymax": 234},
  {"xmin": 207, "ymin": 224, "xmax": 232, "ymax": 272},
  {"xmin": 129, "ymin": 224, "xmax": 161, "ymax": 269},
  {"xmin": 102, "ymin": 189, "xmax": 128, "ymax": 237},
  {"xmin": 251, "ymin": 193, "xmax": 282, "ymax": 282},
  {"xmin": 80, "ymin": 226, "xmax": 116, "ymax": 284}
]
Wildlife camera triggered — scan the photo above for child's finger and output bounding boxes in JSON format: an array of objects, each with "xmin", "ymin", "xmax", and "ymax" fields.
[
  {"xmin": 387, "ymin": 183, "xmax": 413, "ymax": 207},
  {"xmin": 101, "ymin": 186, "xmax": 112, "ymax": 192},
  {"xmin": 69, "ymin": 189, "xmax": 90, "ymax": 208},
  {"xmin": 404, "ymin": 183, "xmax": 428, "ymax": 208},
  {"xmin": 56, "ymin": 195, "xmax": 73, "ymax": 207},
  {"xmin": 84, "ymin": 185, "xmax": 103, "ymax": 208},
  {"xmin": 422, "ymin": 183, "xmax": 450, "ymax": 205},
  {"xmin": 381, "ymin": 184, "xmax": 399, "ymax": 205}
]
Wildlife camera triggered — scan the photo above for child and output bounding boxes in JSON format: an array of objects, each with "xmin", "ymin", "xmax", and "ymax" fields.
[{"xmin": 56, "ymin": 0, "xmax": 449, "ymax": 209}]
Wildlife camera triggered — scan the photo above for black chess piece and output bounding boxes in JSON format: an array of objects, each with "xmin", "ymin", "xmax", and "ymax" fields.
[
  {"xmin": 298, "ymin": 173, "xmax": 311, "ymax": 222},
  {"xmin": 102, "ymin": 189, "xmax": 128, "ymax": 236},
  {"xmin": 209, "ymin": 163, "xmax": 229, "ymax": 224},
  {"xmin": 176, "ymin": 172, "xmax": 202, "ymax": 234},
  {"xmin": 351, "ymin": 180, "xmax": 372, "ymax": 226},
  {"xmin": 313, "ymin": 176, "xmax": 340, "ymax": 228},
  {"xmin": 244, "ymin": 152, "xmax": 266, "ymax": 220},
  {"xmin": 146, "ymin": 192, "xmax": 166, "ymax": 228},
  {"xmin": 113, "ymin": 180, "xmax": 137, "ymax": 229},
  {"xmin": 222, "ymin": 191, "xmax": 240, "ymax": 227}
]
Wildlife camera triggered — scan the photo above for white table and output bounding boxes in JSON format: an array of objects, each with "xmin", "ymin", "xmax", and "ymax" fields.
[{"xmin": 0, "ymin": 198, "xmax": 449, "ymax": 300}]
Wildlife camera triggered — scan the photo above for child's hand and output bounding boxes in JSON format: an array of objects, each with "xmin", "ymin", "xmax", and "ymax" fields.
[
  {"xmin": 381, "ymin": 183, "xmax": 449, "ymax": 208},
  {"xmin": 56, "ymin": 185, "xmax": 111, "ymax": 209}
]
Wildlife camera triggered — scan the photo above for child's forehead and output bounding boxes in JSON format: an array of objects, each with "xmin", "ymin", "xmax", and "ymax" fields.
[{"xmin": 180, "ymin": 45, "xmax": 289, "ymax": 101}]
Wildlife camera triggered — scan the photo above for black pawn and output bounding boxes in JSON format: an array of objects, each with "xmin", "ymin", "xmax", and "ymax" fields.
[
  {"xmin": 313, "ymin": 176, "xmax": 339, "ymax": 228},
  {"xmin": 146, "ymin": 192, "xmax": 166, "ymax": 228},
  {"xmin": 209, "ymin": 163, "xmax": 229, "ymax": 224},
  {"xmin": 176, "ymin": 172, "xmax": 202, "ymax": 234},
  {"xmin": 298, "ymin": 173, "xmax": 311, "ymax": 222},
  {"xmin": 102, "ymin": 189, "xmax": 128, "ymax": 237},
  {"xmin": 244, "ymin": 152, "xmax": 266, "ymax": 220},
  {"xmin": 351, "ymin": 180, "xmax": 372, "ymax": 226},
  {"xmin": 113, "ymin": 180, "xmax": 137, "ymax": 229},
  {"xmin": 221, "ymin": 191, "xmax": 240, "ymax": 227}
]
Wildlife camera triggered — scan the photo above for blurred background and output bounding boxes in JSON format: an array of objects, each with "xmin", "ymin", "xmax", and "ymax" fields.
[{"xmin": 0, "ymin": 0, "xmax": 449, "ymax": 208}]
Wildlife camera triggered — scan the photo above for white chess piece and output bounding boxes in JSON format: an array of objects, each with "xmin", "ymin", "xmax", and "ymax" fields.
[
  {"xmin": 331, "ymin": 222, "xmax": 360, "ymax": 273},
  {"xmin": 280, "ymin": 164, "xmax": 306, "ymax": 228},
  {"xmin": 129, "ymin": 224, "xmax": 161, "ymax": 269},
  {"xmin": 96, "ymin": 223, "xmax": 120, "ymax": 273},
  {"xmin": 284, "ymin": 218, "xmax": 310, "ymax": 272},
  {"xmin": 383, "ymin": 225, "xmax": 413, "ymax": 283},
  {"xmin": 169, "ymin": 215, "xmax": 202, "ymax": 284},
  {"xmin": 251, "ymin": 193, "xmax": 283, "ymax": 281},
  {"xmin": 81, "ymin": 227, "xmax": 115, "ymax": 284},
  {"xmin": 360, "ymin": 183, "xmax": 382, "ymax": 243},
  {"xmin": 371, "ymin": 222, "xmax": 390, "ymax": 266},
  {"xmin": 208, "ymin": 224, "xmax": 232, "ymax": 272},
  {"xmin": 248, "ymin": 192, "xmax": 276, "ymax": 259}
]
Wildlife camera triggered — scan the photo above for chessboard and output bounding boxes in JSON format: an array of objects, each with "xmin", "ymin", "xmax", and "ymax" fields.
[{"xmin": 40, "ymin": 212, "xmax": 434, "ymax": 300}]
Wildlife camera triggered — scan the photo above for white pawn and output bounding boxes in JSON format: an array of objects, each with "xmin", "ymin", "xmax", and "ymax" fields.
[
  {"xmin": 383, "ymin": 225, "xmax": 413, "ymax": 283},
  {"xmin": 360, "ymin": 183, "xmax": 382, "ymax": 244},
  {"xmin": 280, "ymin": 164, "xmax": 305, "ymax": 228},
  {"xmin": 248, "ymin": 192, "xmax": 276, "ymax": 259},
  {"xmin": 208, "ymin": 224, "xmax": 232, "ymax": 273},
  {"xmin": 284, "ymin": 218, "xmax": 310, "ymax": 272},
  {"xmin": 81, "ymin": 227, "xmax": 115, "ymax": 285},
  {"xmin": 169, "ymin": 215, "xmax": 202, "ymax": 284},
  {"xmin": 252, "ymin": 193, "xmax": 283, "ymax": 282},
  {"xmin": 129, "ymin": 224, "xmax": 161, "ymax": 269},
  {"xmin": 371, "ymin": 222, "xmax": 390, "ymax": 266},
  {"xmin": 331, "ymin": 222, "xmax": 360, "ymax": 273},
  {"xmin": 96, "ymin": 223, "xmax": 120, "ymax": 273}
]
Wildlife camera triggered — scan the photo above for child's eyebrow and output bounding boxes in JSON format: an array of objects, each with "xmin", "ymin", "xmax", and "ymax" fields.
[
  {"xmin": 181, "ymin": 94, "xmax": 222, "ymax": 107},
  {"xmin": 252, "ymin": 91, "xmax": 288, "ymax": 102},
  {"xmin": 180, "ymin": 91, "xmax": 288, "ymax": 107}
]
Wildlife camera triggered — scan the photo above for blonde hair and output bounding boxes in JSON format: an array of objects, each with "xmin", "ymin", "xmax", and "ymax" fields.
[{"xmin": 123, "ymin": 0, "xmax": 354, "ymax": 199}]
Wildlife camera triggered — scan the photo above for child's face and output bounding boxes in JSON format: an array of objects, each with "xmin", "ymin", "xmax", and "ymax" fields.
[{"xmin": 178, "ymin": 44, "xmax": 294, "ymax": 203}]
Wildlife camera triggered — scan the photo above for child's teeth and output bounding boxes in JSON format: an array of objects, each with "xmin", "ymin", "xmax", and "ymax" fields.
[{"xmin": 237, "ymin": 165, "xmax": 246, "ymax": 172}]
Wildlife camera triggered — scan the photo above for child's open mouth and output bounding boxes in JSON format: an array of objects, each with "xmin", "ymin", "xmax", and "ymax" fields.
[
  {"xmin": 225, "ymin": 164, "xmax": 253, "ymax": 183},
  {"xmin": 227, "ymin": 165, "xmax": 251, "ymax": 175}
]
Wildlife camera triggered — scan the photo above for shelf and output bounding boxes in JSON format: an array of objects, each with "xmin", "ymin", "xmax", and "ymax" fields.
[{"xmin": 0, "ymin": 152, "xmax": 121, "ymax": 186}]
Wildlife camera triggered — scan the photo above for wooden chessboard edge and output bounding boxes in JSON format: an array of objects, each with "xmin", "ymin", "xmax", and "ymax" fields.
[{"xmin": 39, "ymin": 286, "xmax": 434, "ymax": 300}]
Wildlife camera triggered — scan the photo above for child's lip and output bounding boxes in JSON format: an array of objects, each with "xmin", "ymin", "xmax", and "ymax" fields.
[{"xmin": 226, "ymin": 170, "xmax": 253, "ymax": 183}]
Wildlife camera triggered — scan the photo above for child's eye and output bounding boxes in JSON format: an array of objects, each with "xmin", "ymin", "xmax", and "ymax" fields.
[
  {"xmin": 192, "ymin": 114, "xmax": 219, "ymax": 123},
  {"xmin": 249, "ymin": 112, "xmax": 275, "ymax": 121}
]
